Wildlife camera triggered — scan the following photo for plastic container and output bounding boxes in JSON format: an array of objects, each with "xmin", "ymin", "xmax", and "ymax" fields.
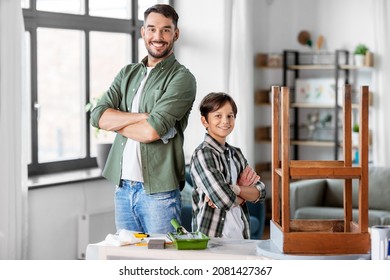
[{"xmin": 168, "ymin": 219, "xmax": 210, "ymax": 250}]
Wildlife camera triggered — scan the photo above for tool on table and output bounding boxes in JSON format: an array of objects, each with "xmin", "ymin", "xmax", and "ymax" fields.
[
  {"xmin": 148, "ymin": 239, "xmax": 166, "ymax": 249},
  {"xmin": 170, "ymin": 219, "xmax": 194, "ymax": 237},
  {"xmin": 133, "ymin": 232, "xmax": 150, "ymax": 239},
  {"xmin": 167, "ymin": 219, "xmax": 209, "ymax": 250}
]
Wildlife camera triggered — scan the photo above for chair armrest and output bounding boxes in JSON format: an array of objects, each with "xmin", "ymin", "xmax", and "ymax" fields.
[{"xmin": 290, "ymin": 179, "xmax": 327, "ymax": 218}]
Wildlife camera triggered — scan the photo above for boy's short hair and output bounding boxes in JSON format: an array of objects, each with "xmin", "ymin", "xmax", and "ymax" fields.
[
  {"xmin": 144, "ymin": 4, "xmax": 179, "ymax": 29},
  {"xmin": 199, "ymin": 92, "xmax": 238, "ymax": 120}
]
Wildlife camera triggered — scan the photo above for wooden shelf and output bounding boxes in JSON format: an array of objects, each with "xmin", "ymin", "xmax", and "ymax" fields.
[
  {"xmin": 260, "ymin": 170, "xmax": 272, "ymax": 180},
  {"xmin": 255, "ymin": 126, "xmax": 271, "ymax": 142},
  {"xmin": 255, "ymin": 162, "xmax": 272, "ymax": 175},
  {"xmin": 288, "ymin": 64, "xmax": 334, "ymax": 70},
  {"xmin": 255, "ymin": 89, "xmax": 270, "ymax": 104},
  {"xmin": 291, "ymin": 140, "xmax": 336, "ymax": 147},
  {"xmin": 256, "ymin": 102, "xmax": 271, "ymax": 106},
  {"xmin": 255, "ymin": 139, "xmax": 271, "ymax": 143},
  {"xmin": 255, "ymin": 53, "xmax": 282, "ymax": 68},
  {"xmin": 339, "ymin": 64, "xmax": 373, "ymax": 71},
  {"xmin": 254, "ymin": 52, "xmax": 283, "ymax": 187},
  {"xmin": 256, "ymin": 66, "xmax": 281, "ymax": 69},
  {"xmin": 290, "ymin": 103, "xmax": 335, "ymax": 109},
  {"xmin": 290, "ymin": 103, "xmax": 368, "ymax": 109}
]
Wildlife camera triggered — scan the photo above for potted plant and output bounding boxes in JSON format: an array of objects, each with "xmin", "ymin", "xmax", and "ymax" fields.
[
  {"xmin": 85, "ymin": 95, "xmax": 115, "ymax": 170},
  {"xmin": 353, "ymin": 44, "xmax": 368, "ymax": 66}
]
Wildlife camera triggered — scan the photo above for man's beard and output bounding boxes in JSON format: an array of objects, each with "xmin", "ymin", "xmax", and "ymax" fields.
[{"xmin": 147, "ymin": 43, "xmax": 173, "ymax": 59}]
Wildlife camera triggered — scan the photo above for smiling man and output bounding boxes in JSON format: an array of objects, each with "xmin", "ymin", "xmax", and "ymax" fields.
[{"xmin": 90, "ymin": 4, "xmax": 197, "ymax": 234}]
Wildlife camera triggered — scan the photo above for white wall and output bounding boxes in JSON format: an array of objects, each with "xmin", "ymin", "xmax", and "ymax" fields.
[
  {"xmin": 253, "ymin": 0, "xmax": 375, "ymax": 53},
  {"xmin": 28, "ymin": 179, "xmax": 115, "ymax": 259},
  {"xmin": 175, "ymin": 0, "xmax": 228, "ymax": 163}
]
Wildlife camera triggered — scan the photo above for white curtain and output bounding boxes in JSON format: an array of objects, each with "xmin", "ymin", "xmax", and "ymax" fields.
[
  {"xmin": 224, "ymin": 0, "xmax": 255, "ymax": 166},
  {"xmin": 372, "ymin": 0, "xmax": 390, "ymax": 166},
  {"xmin": 0, "ymin": 0, "xmax": 28, "ymax": 259}
]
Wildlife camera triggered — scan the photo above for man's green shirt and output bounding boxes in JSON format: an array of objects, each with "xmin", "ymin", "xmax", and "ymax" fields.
[{"xmin": 90, "ymin": 54, "xmax": 196, "ymax": 193}]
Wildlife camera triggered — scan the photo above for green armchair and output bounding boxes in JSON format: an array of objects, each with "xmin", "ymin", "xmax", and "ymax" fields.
[{"xmin": 290, "ymin": 166, "xmax": 390, "ymax": 226}]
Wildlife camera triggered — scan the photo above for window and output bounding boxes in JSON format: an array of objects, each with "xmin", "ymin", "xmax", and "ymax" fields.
[{"xmin": 23, "ymin": 0, "xmax": 170, "ymax": 176}]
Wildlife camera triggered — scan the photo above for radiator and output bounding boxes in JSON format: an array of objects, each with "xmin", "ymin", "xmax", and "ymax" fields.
[{"xmin": 77, "ymin": 209, "xmax": 115, "ymax": 259}]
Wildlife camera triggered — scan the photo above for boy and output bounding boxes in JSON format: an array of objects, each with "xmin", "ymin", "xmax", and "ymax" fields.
[{"xmin": 190, "ymin": 92, "xmax": 266, "ymax": 239}]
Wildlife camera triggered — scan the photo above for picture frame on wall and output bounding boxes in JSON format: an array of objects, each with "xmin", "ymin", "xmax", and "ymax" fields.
[{"xmin": 295, "ymin": 78, "xmax": 343, "ymax": 105}]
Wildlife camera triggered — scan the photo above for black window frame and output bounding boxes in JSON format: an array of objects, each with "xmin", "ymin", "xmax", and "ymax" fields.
[{"xmin": 23, "ymin": 1, "xmax": 171, "ymax": 176}]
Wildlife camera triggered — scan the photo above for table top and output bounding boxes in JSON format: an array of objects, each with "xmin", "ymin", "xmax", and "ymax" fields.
[{"xmin": 86, "ymin": 236, "xmax": 270, "ymax": 260}]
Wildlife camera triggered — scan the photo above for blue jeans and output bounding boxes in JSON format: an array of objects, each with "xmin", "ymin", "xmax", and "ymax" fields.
[{"xmin": 115, "ymin": 180, "xmax": 182, "ymax": 234}]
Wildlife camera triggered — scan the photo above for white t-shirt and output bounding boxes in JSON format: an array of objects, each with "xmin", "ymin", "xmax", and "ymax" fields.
[
  {"xmin": 121, "ymin": 67, "xmax": 153, "ymax": 182},
  {"xmin": 222, "ymin": 148, "xmax": 245, "ymax": 239}
]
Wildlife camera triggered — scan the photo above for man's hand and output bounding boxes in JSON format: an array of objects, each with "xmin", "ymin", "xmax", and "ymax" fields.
[
  {"xmin": 237, "ymin": 166, "xmax": 260, "ymax": 187},
  {"xmin": 99, "ymin": 108, "xmax": 149, "ymax": 132}
]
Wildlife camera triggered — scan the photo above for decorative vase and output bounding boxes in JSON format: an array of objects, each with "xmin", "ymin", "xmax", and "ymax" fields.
[
  {"xmin": 354, "ymin": 54, "xmax": 365, "ymax": 67},
  {"xmin": 96, "ymin": 143, "xmax": 112, "ymax": 170},
  {"xmin": 352, "ymin": 132, "xmax": 359, "ymax": 147},
  {"xmin": 365, "ymin": 51, "xmax": 374, "ymax": 67}
]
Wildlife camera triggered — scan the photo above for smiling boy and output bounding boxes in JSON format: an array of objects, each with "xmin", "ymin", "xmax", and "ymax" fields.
[{"xmin": 190, "ymin": 92, "xmax": 266, "ymax": 239}]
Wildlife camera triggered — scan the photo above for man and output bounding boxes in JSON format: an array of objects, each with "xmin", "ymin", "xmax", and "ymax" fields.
[{"xmin": 90, "ymin": 4, "xmax": 196, "ymax": 234}]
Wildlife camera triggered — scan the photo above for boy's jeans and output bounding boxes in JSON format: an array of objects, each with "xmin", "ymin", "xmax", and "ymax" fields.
[{"xmin": 115, "ymin": 180, "xmax": 182, "ymax": 234}]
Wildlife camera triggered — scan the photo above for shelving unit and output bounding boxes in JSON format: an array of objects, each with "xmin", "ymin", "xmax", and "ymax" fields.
[
  {"xmin": 254, "ymin": 53, "xmax": 283, "ymax": 221},
  {"xmin": 254, "ymin": 53, "xmax": 282, "ymax": 179},
  {"xmin": 282, "ymin": 49, "xmax": 373, "ymax": 161},
  {"xmin": 254, "ymin": 50, "xmax": 373, "ymax": 223}
]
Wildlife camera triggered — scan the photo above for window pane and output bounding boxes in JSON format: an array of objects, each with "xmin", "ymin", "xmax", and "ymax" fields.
[
  {"xmin": 21, "ymin": 0, "xmax": 30, "ymax": 9},
  {"xmin": 138, "ymin": 0, "xmax": 170, "ymax": 20},
  {"xmin": 89, "ymin": 0, "xmax": 131, "ymax": 19},
  {"xmin": 89, "ymin": 31, "xmax": 131, "ymax": 153},
  {"xmin": 24, "ymin": 31, "xmax": 32, "ymax": 165},
  {"xmin": 37, "ymin": 28, "xmax": 85, "ymax": 163},
  {"xmin": 36, "ymin": 0, "xmax": 84, "ymax": 14}
]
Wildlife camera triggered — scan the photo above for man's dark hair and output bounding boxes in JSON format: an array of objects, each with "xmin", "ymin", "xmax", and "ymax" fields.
[
  {"xmin": 199, "ymin": 92, "xmax": 238, "ymax": 121},
  {"xmin": 144, "ymin": 4, "xmax": 179, "ymax": 29}
]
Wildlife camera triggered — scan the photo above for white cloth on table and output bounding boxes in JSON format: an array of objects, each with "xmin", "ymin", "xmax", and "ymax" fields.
[{"xmin": 104, "ymin": 229, "xmax": 142, "ymax": 246}]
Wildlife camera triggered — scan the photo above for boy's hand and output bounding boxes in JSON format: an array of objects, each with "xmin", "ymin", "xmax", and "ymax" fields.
[
  {"xmin": 205, "ymin": 195, "xmax": 244, "ymax": 208},
  {"xmin": 237, "ymin": 166, "xmax": 260, "ymax": 187},
  {"xmin": 205, "ymin": 196, "xmax": 216, "ymax": 208}
]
